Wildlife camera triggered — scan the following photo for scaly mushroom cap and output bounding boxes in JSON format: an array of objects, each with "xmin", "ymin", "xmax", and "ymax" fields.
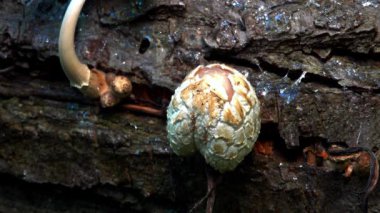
[{"xmin": 167, "ymin": 64, "xmax": 261, "ymax": 173}]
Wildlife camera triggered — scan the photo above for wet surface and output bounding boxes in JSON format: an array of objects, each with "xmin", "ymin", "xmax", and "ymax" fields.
[{"xmin": 0, "ymin": 0, "xmax": 380, "ymax": 212}]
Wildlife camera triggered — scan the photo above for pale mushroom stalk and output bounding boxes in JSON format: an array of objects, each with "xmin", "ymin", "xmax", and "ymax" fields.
[
  {"xmin": 59, "ymin": 0, "xmax": 132, "ymax": 107},
  {"xmin": 59, "ymin": 0, "xmax": 90, "ymax": 89}
]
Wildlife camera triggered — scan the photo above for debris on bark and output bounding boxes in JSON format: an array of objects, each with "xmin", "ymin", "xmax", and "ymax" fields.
[{"xmin": 0, "ymin": 0, "xmax": 379, "ymax": 212}]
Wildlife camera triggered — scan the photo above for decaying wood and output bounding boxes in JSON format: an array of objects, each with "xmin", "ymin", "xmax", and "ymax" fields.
[{"xmin": 0, "ymin": 0, "xmax": 379, "ymax": 212}]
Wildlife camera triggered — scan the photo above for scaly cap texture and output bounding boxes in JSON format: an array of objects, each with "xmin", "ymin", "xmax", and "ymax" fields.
[{"xmin": 167, "ymin": 64, "xmax": 261, "ymax": 172}]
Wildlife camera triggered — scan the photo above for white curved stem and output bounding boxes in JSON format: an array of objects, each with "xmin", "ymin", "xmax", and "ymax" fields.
[{"xmin": 58, "ymin": 0, "xmax": 90, "ymax": 88}]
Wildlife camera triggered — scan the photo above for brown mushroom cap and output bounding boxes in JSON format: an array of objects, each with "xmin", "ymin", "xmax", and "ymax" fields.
[{"xmin": 167, "ymin": 64, "xmax": 261, "ymax": 173}]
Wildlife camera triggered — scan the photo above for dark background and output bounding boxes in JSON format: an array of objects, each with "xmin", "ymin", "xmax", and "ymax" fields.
[{"xmin": 0, "ymin": 0, "xmax": 379, "ymax": 212}]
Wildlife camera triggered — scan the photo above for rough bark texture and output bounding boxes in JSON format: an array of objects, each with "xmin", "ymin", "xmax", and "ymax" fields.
[{"xmin": 0, "ymin": 0, "xmax": 379, "ymax": 212}]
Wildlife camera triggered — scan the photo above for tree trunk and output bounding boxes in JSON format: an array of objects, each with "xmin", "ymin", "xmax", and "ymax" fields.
[{"xmin": 0, "ymin": 0, "xmax": 379, "ymax": 212}]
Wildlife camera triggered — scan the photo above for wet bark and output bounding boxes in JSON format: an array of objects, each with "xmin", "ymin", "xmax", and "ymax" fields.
[{"xmin": 0, "ymin": 0, "xmax": 379, "ymax": 212}]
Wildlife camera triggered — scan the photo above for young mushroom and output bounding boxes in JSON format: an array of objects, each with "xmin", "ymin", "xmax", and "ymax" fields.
[
  {"xmin": 326, "ymin": 146, "xmax": 379, "ymax": 212},
  {"xmin": 58, "ymin": 0, "xmax": 132, "ymax": 107},
  {"xmin": 304, "ymin": 144, "xmax": 379, "ymax": 213},
  {"xmin": 167, "ymin": 64, "xmax": 261, "ymax": 173}
]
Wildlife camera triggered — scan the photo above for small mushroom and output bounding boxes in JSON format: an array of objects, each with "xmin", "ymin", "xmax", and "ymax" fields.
[
  {"xmin": 167, "ymin": 64, "xmax": 261, "ymax": 172},
  {"xmin": 58, "ymin": 0, "xmax": 131, "ymax": 107}
]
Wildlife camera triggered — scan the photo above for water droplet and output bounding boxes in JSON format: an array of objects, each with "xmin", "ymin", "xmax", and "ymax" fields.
[
  {"xmin": 295, "ymin": 71, "xmax": 306, "ymax": 84},
  {"xmin": 136, "ymin": 0, "xmax": 144, "ymax": 9},
  {"xmin": 240, "ymin": 69, "xmax": 249, "ymax": 78},
  {"xmin": 307, "ymin": 0, "xmax": 321, "ymax": 7},
  {"xmin": 33, "ymin": 34, "xmax": 52, "ymax": 48},
  {"xmin": 305, "ymin": 184, "xmax": 310, "ymax": 190},
  {"xmin": 361, "ymin": 0, "xmax": 379, "ymax": 7},
  {"xmin": 228, "ymin": 0, "xmax": 245, "ymax": 10},
  {"xmin": 220, "ymin": 20, "xmax": 229, "ymax": 28},
  {"xmin": 279, "ymin": 72, "xmax": 306, "ymax": 104},
  {"xmin": 279, "ymin": 85, "xmax": 299, "ymax": 104}
]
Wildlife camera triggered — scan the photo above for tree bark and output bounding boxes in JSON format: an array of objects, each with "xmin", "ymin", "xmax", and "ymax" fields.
[{"xmin": 0, "ymin": 0, "xmax": 379, "ymax": 212}]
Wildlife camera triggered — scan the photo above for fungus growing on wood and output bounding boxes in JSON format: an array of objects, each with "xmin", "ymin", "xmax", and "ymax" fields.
[
  {"xmin": 58, "ymin": 0, "xmax": 131, "ymax": 107},
  {"xmin": 167, "ymin": 64, "xmax": 261, "ymax": 172}
]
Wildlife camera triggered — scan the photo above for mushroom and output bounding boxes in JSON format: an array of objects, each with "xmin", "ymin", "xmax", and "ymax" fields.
[
  {"xmin": 58, "ymin": 0, "xmax": 132, "ymax": 107},
  {"xmin": 167, "ymin": 64, "xmax": 261, "ymax": 172}
]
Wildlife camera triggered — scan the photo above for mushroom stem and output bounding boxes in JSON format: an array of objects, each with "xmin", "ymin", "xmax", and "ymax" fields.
[
  {"xmin": 59, "ymin": 0, "xmax": 90, "ymax": 89},
  {"xmin": 58, "ymin": 0, "xmax": 132, "ymax": 106}
]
